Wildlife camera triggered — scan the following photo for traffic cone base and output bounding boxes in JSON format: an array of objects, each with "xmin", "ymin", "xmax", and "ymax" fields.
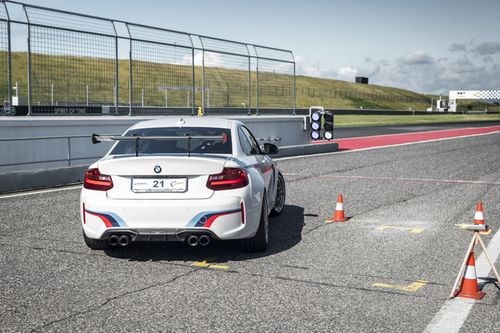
[
  {"xmin": 454, "ymin": 289, "xmax": 486, "ymax": 300},
  {"xmin": 455, "ymin": 251, "xmax": 486, "ymax": 300}
]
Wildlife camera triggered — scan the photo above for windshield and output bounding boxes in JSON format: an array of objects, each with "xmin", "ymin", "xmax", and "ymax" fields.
[{"xmin": 110, "ymin": 127, "xmax": 232, "ymax": 155}]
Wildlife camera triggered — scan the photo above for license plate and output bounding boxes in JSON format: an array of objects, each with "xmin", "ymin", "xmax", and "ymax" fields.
[{"xmin": 132, "ymin": 178, "xmax": 187, "ymax": 193}]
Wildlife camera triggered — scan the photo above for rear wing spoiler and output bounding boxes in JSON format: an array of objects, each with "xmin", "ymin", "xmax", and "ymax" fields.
[{"xmin": 91, "ymin": 133, "xmax": 223, "ymax": 157}]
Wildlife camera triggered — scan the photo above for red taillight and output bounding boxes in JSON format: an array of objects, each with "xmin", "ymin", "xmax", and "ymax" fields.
[
  {"xmin": 207, "ymin": 168, "xmax": 248, "ymax": 190},
  {"xmin": 84, "ymin": 168, "xmax": 113, "ymax": 191}
]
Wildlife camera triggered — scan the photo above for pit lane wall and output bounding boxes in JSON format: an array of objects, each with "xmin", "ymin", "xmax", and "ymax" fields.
[{"xmin": 0, "ymin": 116, "xmax": 338, "ymax": 193}]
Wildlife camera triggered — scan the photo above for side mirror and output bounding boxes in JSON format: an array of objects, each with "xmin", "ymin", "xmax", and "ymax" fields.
[{"xmin": 263, "ymin": 143, "xmax": 279, "ymax": 155}]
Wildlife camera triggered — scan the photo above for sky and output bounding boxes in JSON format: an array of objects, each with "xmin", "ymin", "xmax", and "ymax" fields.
[{"xmin": 11, "ymin": 0, "xmax": 500, "ymax": 94}]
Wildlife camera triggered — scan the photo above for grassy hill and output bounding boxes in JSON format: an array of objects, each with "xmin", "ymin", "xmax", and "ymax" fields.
[{"xmin": 3, "ymin": 52, "xmax": 499, "ymax": 112}]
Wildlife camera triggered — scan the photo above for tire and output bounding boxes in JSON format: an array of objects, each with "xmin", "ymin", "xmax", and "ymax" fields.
[
  {"xmin": 269, "ymin": 172, "xmax": 286, "ymax": 217},
  {"xmin": 83, "ymin": 230, "xmax": 110, "ymax": 250},
  {"xmin": 241, "ymin": 195, "xmax": 269, "ymax": 252}
]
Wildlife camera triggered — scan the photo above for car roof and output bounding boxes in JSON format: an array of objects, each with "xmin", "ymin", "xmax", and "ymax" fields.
[{"xmin": 129, "ymin": 117, "xmax": 237, "ymax": 130}]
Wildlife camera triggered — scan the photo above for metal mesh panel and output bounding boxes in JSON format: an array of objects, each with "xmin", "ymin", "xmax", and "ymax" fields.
[
  {"xmin": 0, "ymin": 3, "xmax": 8, "ymax": 21},
  {"xmin": 11, "ymin": 2, "xmax": 295, "ymax": 115},
  {"xmin": 200, "ymin": 37, "xmax": 250, "ymax": 108},
  {"xmin": 26, "ymin": 6, "xmax": 116, "ymax": 113},
  {"xmin": 0, "ymin": 20, "xmax": 8, "ymax": 104},
  {"xmin": 128, "ymin": 25, "xmax": 192, "ymax": 48},
  {"xmin": 30, "ymin": 26, "xmax": 116, "ymax": 110},
  {"xmin": 25, "ymin": 6, "xmax": 115, "ymax": 36},
  {"xmin": 129, "ymin": 25, "xmax": 193, "ymax": 109},
  {"xmin": 254, "ymin": 46, "xmax": 294, "ymax": 109}
]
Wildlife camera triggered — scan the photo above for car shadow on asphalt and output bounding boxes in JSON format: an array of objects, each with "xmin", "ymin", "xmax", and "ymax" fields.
[{"xmin": 103, "ymin": 204, "xmax": 304, "ymax": 263}]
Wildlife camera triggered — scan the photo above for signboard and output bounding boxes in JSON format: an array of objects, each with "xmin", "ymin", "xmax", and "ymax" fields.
[{"xmin": 449, "ymin": 90, "xmax": 500, "ymax": 100}]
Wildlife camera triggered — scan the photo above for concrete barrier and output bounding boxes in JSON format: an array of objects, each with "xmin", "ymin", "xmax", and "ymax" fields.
[{"xmin": 0, "ymin": 115, "xmax": 329, "ymax": 193}]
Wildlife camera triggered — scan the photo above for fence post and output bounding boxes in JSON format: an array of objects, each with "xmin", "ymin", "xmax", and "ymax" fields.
[
  {"xmin": 188, "ymin": 34, "xmax": 195, "ymax": 116},
  {"xmin": 292, "ymin": 56, "xmax": 296, "ymax": 115},
  {"xmin": 200, "ymin": 37, "xmax": 205, "ymax": 115},
  {"xmin": 5, "ymin": 2, "xmax": 12, "ymax": 107},
  {"xmin": 112, "ymin": 21, "xmax": 119, "ymax": 115},
  {"xmin": 22, "ymin": 6, "xmax": 32, "ymax": 116},
  {"xmin": 126, "ymin": 23, "xmax": 133, "ymax": 116},
  {"xmin": 253, "ymin": 46, "xmax": 259, "ymax": 115},
  {"xmin": 245, "ymin": 45, "xmax": 251, "ymax": 115}
]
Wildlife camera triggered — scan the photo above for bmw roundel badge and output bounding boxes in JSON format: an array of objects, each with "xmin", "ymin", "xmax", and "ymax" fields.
[{"xmin": 154, "ymin": 165, "xmax": 162, "ymax": 174}]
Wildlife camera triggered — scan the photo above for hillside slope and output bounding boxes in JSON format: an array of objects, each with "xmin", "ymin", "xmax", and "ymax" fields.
[{"xmin": 4, "ymin": 52, "xmax": 498, "ymax": 111}]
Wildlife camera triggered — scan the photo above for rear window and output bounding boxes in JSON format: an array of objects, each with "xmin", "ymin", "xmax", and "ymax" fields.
[{"xmin": 110, "ymin": 127, "xmax": 232, "ymax": 155}]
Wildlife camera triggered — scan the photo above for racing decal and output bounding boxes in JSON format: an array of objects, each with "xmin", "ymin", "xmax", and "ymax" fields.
[
  {"xmin": 84, "ymin": 209, "xmax": 128, "ymax": 228},
  {"xmin": 186, "ymin": 208, "xmax": 242, "ymax": 228}
]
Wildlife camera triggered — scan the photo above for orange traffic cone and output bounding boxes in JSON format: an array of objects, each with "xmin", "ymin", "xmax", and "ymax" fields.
[
  {"xmin": 325, "ymin": 195, "xmax": 346, "ymax": 223},
  {"xmin": 473, "ymin": 202, "xmax": 484, "ymax": 225},
  {"xmin": 455, "ymin": 251, "xmax": 485, "ymax": 300}
]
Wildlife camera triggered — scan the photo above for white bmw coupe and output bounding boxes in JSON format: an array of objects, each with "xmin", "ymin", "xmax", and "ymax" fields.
[{"xmin": 81, "ymin": 117, "xmax": 285, "ymax": 252}]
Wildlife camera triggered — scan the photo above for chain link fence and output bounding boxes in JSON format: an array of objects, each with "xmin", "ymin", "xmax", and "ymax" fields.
[{"xmin": 0, "ymin": 1, "xmax": 296, "ymax": 115}]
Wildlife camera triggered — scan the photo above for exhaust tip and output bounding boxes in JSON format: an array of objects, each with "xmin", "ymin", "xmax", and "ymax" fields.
[
  {"xmin": 108, "ymin": 235, "xmax": 119, "ymax": 246},
  {"xmin": 187, "ymin": 235, "xmax": 199, "ymax": 247},
  {"xmin": 199, "ymin": 235, "xmax": 211, "ymax": 247},
  {"xmin": 118, "ymin": 235, "xmax": 130, "ymax": 247}
]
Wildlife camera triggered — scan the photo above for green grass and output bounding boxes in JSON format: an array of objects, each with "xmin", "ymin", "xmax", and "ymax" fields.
[
  {"xmin": 4, "ymin": 51, "xmax": 500, "ymax": 112},
  {"xmin": 334, "ymin": 114, "xmax": 500, "ymax": 127}
]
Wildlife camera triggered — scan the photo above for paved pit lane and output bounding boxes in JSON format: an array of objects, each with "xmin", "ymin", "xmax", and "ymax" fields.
[{"xmin": 1, "ymin": 131, "xmax": 499, "ymax": 332}]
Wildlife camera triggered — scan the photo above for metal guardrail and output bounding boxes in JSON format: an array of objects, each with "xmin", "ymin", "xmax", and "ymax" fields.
[
  {"xmin": 0, "ymin": 0, "xmax": 296, "ymax": 116},
  {"xmin": 0, "ymin": 134, "xmax": 103, "ymax": 168}
]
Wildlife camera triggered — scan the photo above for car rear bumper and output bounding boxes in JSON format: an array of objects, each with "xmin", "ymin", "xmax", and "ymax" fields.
[{"xmin": 81, "ymin": 189, "xmax": 260, "ymax": 240}]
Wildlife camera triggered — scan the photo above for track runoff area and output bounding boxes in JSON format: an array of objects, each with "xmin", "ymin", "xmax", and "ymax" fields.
[{"xmin": 1, "ymin": 124, "xmax": 499, "ymax": 332}]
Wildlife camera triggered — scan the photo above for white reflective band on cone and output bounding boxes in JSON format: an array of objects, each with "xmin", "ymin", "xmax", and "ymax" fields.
[
  {"xmin": 336, "ymin": 202, "xmax": 343, "ymax": 210},
  {"xmin": 474, "ymin": 212, "xmax": 484, "ymax": 220},
  {"xmin": 463, "ymin": 265, "xmax": 477, "ymax": 279}
]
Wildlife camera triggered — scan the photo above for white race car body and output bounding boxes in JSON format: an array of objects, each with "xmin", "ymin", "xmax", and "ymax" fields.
[{"xmin": 80, "ymin": 117, "xmax": 285, "ymax": 250}]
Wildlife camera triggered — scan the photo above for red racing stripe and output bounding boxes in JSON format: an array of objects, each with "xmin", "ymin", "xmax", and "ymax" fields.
[
  {"xmin": 85, "ymin": 210, "xmax": 113, "ymax": 228},
  {"xmin": 204, "ymin": 210, "xmax": 241, "ymax": 228}
]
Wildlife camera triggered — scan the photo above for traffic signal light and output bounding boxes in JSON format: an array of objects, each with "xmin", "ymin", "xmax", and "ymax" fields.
[
  {"xmin": 310, "ymin": 110, "xmax": 322, "ymax": 140},
  {"xmin": 323, "ymin": 111, "xmax": 334, "ymax": 140},
  {"xmin": 309, "ymin": 106, "xmax": 334, "ymax": 141}
]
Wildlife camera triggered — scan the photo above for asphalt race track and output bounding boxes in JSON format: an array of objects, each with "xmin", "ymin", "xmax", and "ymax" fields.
[{"xmin": 1, "ymin": 128, "xmax": 499, "ymax": 332}]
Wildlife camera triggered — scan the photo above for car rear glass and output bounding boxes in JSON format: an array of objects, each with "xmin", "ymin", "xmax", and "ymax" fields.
[{"xmin": 110, "ymin": 127, "xmax": 232, "ymax": 155}]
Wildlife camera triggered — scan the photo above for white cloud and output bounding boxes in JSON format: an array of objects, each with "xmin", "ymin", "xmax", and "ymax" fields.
[
  {"xmin": 336, "ymin": 67, "xmax": 358, "ymax": 81},
  {"xmin": 296, "ymin": 43, "xmax": 500, "ymax": 94},
  {"xmin": 181, "ymin": 51, "xmax": 226, "ymax": 67}
]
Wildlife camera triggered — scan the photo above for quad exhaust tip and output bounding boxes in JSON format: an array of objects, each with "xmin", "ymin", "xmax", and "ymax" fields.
[
  {"xmin": 118, "ymin": 235, "xmax": 130, "ymax": 247},
  {"xmin": 187, "ymin": 235, "xmax": 199, "ymax": 247},
  {"xmin": 108, "ymin": 234, "xmax": 131, "ymax": 247},
  {"xmin": 199, "ymin": 235, "xmax": 211, "ymax": 246},
  {"xmin": 108, "ymin": 234, "xmax": 119, "ymax": 246},
  {"xmin": 187, "ymin": 234, "xmax": 211, "ymax": 247}
]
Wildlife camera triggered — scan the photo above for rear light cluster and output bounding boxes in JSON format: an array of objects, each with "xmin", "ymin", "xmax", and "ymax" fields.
[
  {"xmin": 207, "ymin": 168, "xmax": 248, "ymax": 190},
  {"xmin": 84, "ymin": 168, "xmax": 113, "ymax": 191}
]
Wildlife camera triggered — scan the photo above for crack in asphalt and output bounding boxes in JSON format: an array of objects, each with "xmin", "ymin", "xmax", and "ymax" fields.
[{"xmin": 28, "ymin": 268, "xmax": 200, "ymax": 332}]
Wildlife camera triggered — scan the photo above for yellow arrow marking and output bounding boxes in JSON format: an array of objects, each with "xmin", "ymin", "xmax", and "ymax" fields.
[
  {"xmin": 192, "ymin": 261, "xmax": 229, "ymax": 270},
  {"xmin": 372, "ymin": 280, "xmax": 428, "ymax": 292},
  {"xmin": 375, "ymin": 225, "xmax": 424, "ymax": 234}
]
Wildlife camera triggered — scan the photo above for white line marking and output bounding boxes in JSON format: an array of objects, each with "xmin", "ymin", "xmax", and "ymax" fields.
[
  {"xmin": 282, "ymin": 174, "xmax": 500, "ymax": 186},
  {"xmin": 0, "ymin": 185, "xmax": 81, "ymax": 199},
  {"xmin": 316, "ymin": 175, "xmax": 500, "ymax": 186},
  {"xmin": 423, "ymin": 229, "xmax": 500, "ymax": 333},
  {"xmin": 275, "ymin": 130, "xmax": 500, "ymax": 161}
]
